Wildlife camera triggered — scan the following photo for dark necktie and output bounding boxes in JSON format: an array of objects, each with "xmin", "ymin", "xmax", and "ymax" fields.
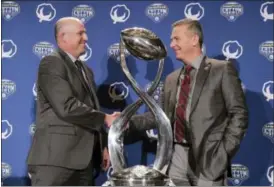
[
  {"xmin": 75, "ymin": 60, "xmax": 89, "ymax": 89},
  {"xmin": 174, "ymin": 65, "xmax": 193, "ymax": 143},
  {"xmin": 75, "ymin": 60, "xmax": 100, "ymax": 108}
]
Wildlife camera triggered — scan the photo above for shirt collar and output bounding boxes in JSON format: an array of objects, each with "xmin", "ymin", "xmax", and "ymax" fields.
[
  {"xmin": 190, "ymin": 53, "xmax": 204, "ymax": 70},
  {"xmin": 65, "ymin": 51, "xmax": 77, "ymax": 63}
]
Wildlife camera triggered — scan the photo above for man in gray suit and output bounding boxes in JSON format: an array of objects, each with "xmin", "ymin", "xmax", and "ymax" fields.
[
  {"xmin": 27, "ymin": 17, "xmax": 118, "ymax": 185},
  {"xmin": 128, "ymin": 18, "xmax": 248, "ymax": 186}
]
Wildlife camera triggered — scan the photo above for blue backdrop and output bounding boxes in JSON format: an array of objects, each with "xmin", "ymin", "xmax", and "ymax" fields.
[{"xmin": 1, "ymin": 1, "xmax": 273, "ymax": 186}]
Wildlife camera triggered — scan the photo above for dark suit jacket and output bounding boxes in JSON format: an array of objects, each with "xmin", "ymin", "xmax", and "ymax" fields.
[
  {"xmin": 130, "ymin": 57, "xmax": 248, "ymax": 181},
  {"xmin": 27, "ymin": 49, "xmax": 107, "ymax": 170}
]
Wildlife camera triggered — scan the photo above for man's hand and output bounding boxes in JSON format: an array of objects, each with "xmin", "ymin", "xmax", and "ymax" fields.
[
  {"xmin": 104, "ymin": 112, "xmax": 121, "ymax": 128},
  {"xmin": 101, "ymin": 147, "xmax": 110, "ymax": 171}
]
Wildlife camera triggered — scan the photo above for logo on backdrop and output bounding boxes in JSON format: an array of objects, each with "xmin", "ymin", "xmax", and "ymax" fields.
[
  {"xmin": 262, "ymin": 122, "xmax": 274, "ymax": 143},
  {"xmin": 2, "ymin": 79, "xmax": 16, "ymax": 100},
  {"xmin": 260, "ymin": 2, "xmax": 274, "ymax": 22},
  {"xmin": 145, "ymin": 81, "xmax": 164, "ymax": 104},
  {"xmin": 110, "ymin": 4, "xmax": 130, "ymax": 24},
  {"xmin": 107, "ymin": 43, "xmax": 130, "ymax": 62},
  {"xmin": 2, "ymin": 40, "xmax": 17, "ymax": 59},
  {"xmin": 29, "ymin": 123, "xmax": 36, "ymax": 136},
  {"xmin": 72, "ymin": 5, "xmax": 95, "ymax": 24},
  {"xmin": 36, "ymin": 3, "xmax": 56, "ymax": 23},
  {"xmin": 1, "ymin": 120, "xmax": 13, "ymax": 140},
  {"xmin": 229, "ymin": 164, "xmax": 249, "ymax": 185},
  {"xmin": 79, "ymin": 43, "xmax": 92, "ymax": 61},
  {"xmin": 33, "ymin": 41, "xmax": 55, "ymax": 59},
  {"xmin": 222, "ymin": 40, "xmax": 243, "ymax": 60},
  {"xmin": 1, "ymin": 162, "xmax": 12, "ymax": 179},
  {"xmin": 145, "ymin": 3, "xmax": 169, "ymax": 23},
  {"xmin": 2, "ymin": 1, "xmax": 20, "ymax": 21},
  {"xmin": 33, "ymin": 82, "xmax": 37, "ymax": 100},
  {"xmin": 146, "ymin": 129, "xmax": 158, "ymax": 140},
  {"xmin": 220, "ymin": 2, "xmax": 244, "ymax": 22},
  {"xmin": 107, "ymin": 165, "xmax": 114, "ymax": 179},
  {"xmin": 184, "ymin": 2, "xmax": 204, "ymax": 20},
  {"xmin": 259, "ymin": 41, "xmax": 273, "ymax": 62},
  {"xmin": 262, "ymin": 81, "xmax": 273, "ymax": 102},
  {"xmin": 108, "ymin": 82, "xmax": 129, "ymax": 102},
  {"xmin": 267, "ymin": 165, "xmax": 274, "ymax": 186}
]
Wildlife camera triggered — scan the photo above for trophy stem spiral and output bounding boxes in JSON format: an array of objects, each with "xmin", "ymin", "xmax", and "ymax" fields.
[{"xmin": 107, "ymin": 40, "xmax": 173, "ymax": 175}]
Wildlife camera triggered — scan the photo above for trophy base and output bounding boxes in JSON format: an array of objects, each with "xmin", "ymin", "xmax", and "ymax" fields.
[{"xmin": 102, "ymin": 165, "xmax": 176, "ymax": 186}]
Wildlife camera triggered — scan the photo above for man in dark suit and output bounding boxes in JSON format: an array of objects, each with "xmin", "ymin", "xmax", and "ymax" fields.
[
  {"xmin": 27, "ymin": 17, "xmax": 118, "ymax": 186},
  {"xmin": 127, "ymin": 18, "xmax": 248, "ymax": 185}
]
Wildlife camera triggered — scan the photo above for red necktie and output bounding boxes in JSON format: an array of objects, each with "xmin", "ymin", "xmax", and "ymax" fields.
[{"xmin": 174, "ymin": 65, "xmax": 192, "ymax": 143}]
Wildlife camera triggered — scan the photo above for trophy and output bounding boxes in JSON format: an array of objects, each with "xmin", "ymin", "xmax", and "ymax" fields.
[{"xmin": 103, "ymin": 27, "xmax": 174, "ymax": 186}]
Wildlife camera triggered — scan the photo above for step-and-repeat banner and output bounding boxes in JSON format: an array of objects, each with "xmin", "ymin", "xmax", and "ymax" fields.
[{"xmin": 1, "ymin": 1, "xmax": 273, "ymax": 186}]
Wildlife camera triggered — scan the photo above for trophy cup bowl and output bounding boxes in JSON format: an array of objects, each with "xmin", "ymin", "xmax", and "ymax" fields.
[
  {"xmin": 121, "ymin": 27, "xmax": 167, "ymax": 61},
  {"xmin": 104, "ymin": 27, "xmax": 174, "ymax": 186}
]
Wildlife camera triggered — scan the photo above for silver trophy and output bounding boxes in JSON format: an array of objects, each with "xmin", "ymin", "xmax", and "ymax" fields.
[{"xmin": 103, "ymin": 27, "xmax": 174, "ymax": 186}]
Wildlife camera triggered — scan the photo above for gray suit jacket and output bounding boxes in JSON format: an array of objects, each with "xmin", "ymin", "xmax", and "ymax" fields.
[
  {"xmin": 130, "ymin": 57, "xmax": 248, "ymax": 180},
  {"xmin": 27, "ymin": 49, "xmax": 106, "ymax": 170}
]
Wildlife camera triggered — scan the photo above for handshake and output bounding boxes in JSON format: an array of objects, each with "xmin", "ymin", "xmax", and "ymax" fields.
[{"xmin": 104, "ymin": 112, "xmax": 121, "ymax": 128}]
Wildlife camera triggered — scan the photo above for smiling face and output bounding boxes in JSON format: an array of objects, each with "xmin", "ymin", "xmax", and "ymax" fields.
[
  {"xmin": 57, "ymin": 18, "xmax": 88, "ymax": 58},
  {"xmin": 170, "ymin": 22, "xmax": 201, "ymax": 64}
]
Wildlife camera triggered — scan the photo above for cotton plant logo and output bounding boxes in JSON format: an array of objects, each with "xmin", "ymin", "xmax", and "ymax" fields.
[
  {"xmin": 110, "ymin": 4, "xmax": 130, "ymax": 24},
  {"xmin": 2, "ymin": 40, "xmax": 17, "ymax": 59},
  {"xmin": 260, "ymin": 2, "xmax": 274, "ymax": 22},
  {"xmin": 222, "ymin": 40, "xmax": 243, "ymax": 60},
  {"xmin": 184, "ymin": 2, "xmax": 204, "ymax": 20},
  {"xmin": 36, "ymin": 3, "xmax": 56, "ymax": 23}
]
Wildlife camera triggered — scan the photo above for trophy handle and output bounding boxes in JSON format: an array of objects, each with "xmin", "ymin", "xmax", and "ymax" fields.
[{"xmin": 108, "ymin": 41, "xmax": 173, "ymax": 174}]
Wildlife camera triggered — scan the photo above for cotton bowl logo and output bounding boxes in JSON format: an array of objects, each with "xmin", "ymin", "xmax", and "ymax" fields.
[
  {"xmin": 2, "ymin": 1, "xmax": 20, "ymax": 21},
  {"xmin": 262, "ymin": 122, "xmax": 274, "ymax": 143},
  {"xmin": 145, "ymin": 81, "xmax": 164, "ymax": 104},
  {"xmin": 222, "ymin": 40, "xmax": 243, "ymax": 60},
  {"xmin": 260, "ymin": 2, "xmax": 274, "ymax": 22},
  {"xmin": 2, "ymin": 40, "xmax": 17, "ymax": 59},
  {"xmin": 108, "ymin": 43, "xmax": 130, "ymax": 63},
  {"xmin": 262, "ymin": 81, "xmax": 273, "ymax": 102},
  {"xmin": 36, "ymin": 3, "xmax": 56, "ymax": 23},
  {"xmin": 184, "ymin": 2, "xmax": 204, "ymax": 20},
  {"xmin": 220, "ymin": 2, "xmax": 244, "ymax": 22},
  {"xmin": 79, "ymin": 43, "xmax": 92, "ymax": 61},
  {"xmin": 229, "ymin": 164, "xmax": 249, "ymax": 185},
  {"xmin": 72, "ymin": 5, "xmax": 95, "ymax": 24},
  {"xmin": 1, "ymin": 162, "xmax": 12, "ymax": 179},
  {"xmin": 108, "ymin": 82, "xmax": 129, "ymax": 102},
  {"xmin": 29, "ymin": 123, "xmax": 36, "ymax": 136},
  {"xmin": 33, "ymin": 41, "xmax": 55, "ymax": 59},
  {"xmin": 267, "ymin": 165, "xmax": 274, "ymax": 186},
  {"xmin": 2, "ymin": 79, "xmax": 16, "ymax": 100},
  {"xmin": 1, "ymin": 120, "xmax": 13, "ymax": 140},
  {"xmin": 110, "ymin": 4, "xmax": 130, "ymax": 24},
  {"xmin": 259, "ymin": 41, "xmax": 273, "ymax": 62},
  {"xmin": 146, "ymin": 3, "xmax": 169, "ymax": 23}
]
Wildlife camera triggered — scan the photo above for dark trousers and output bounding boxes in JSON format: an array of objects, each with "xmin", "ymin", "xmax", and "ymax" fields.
[{"xmin": 28, "ymin": 159, "xmax": 94, "ymax": 186}]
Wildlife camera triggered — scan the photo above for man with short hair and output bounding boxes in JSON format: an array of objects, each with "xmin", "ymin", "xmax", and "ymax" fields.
[
  {"xmin": 27, "ymin": 17, "xmax": 118, "ymax": 186},
  {"xmin": 128, "ymin": 18, "xmax": 248, "ymax": 186}
]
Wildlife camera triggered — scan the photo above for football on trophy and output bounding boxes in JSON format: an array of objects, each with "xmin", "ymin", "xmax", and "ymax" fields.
[{"xmin": 120, "ymin": 27, "xmax": 167, "ymax": 61}]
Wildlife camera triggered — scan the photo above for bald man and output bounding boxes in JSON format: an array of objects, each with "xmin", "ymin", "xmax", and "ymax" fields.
[{"xmin": 27, "ymin": 17, "xmax": 117, "ymax": 185}]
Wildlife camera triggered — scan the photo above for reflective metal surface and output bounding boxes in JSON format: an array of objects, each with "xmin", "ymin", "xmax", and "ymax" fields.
[
  {"xmin": 120, "ymin": 27, "xmax": 167, "ymax": 61},
  {"xmin": 106, "ymin": 27, "xmax": 174, "ymax": 186}
]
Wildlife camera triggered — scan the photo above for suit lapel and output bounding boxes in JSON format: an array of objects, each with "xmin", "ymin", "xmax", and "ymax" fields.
[
  {"xmin": 81, "ymin": 64, "xmax": 100, "ymax": 109},
  {"xmin": 168, "ymin": 68, "xmax": 182, "ymax": 120},
  {"xmin": 190, "ymin": 57, "xmax": 211, "ymax": 116},
  {"xmin": 58, "ymin": 49, "xmax": 98, "ymax": 107}
]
